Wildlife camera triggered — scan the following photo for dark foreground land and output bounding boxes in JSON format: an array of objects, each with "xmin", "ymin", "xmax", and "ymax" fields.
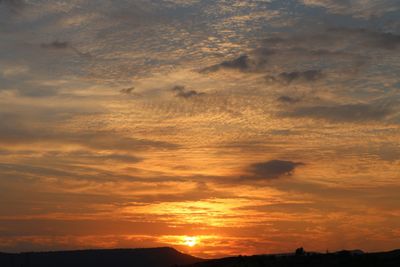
[
  {"xmin": 182, "ymin": 249, "xmax": 400, "ymax": 267},
  {"xmin": 1, "ymin": 247, "xmax": 400, "ymax": 267},
  {"xmin": 0, "ymin": 247, "xmax": 201, "ymax": 267}
]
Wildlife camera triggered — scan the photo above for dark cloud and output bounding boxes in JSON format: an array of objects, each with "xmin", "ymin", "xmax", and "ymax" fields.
[
  {"xmin": 0, "ymin": 0, "xmax": 19, "ymax": 4},
  {"xmin": 40, "ymin": 41, "xmax": 92, "ymax": 58},
  {"xmin": 300, "ymin": 0, "xmax": 399, "ymax": 18},
  {"xmin": 171, "ymin": 85, "xmax": 205, "ymax": 99},
  {"xmin": 204, "ymin": 27, "xmax": 398, "ymax": 75},
  {"xmin": 327, "ymin": 28, "xmax": 400, "ymax": 50},
  {"xmin": 120, "ymin": 87, "xmax": 135, "ymax": 95},
  {"xmin": 277, "ymin": 96, "xmax": 302, "ymax": 104},
  {"xmin": 40, "ymin": 41, "xmax": 70, "ymax": 49},
  {"xmin": 0, "ymin": 0, "xmax": 24, "ymax": 11},
  {"xmin": 201, "ymin": 48, "xmax": 274, "ymax": 73},
  {"xmin": 202, "ymin": 55, "xmax": 250, "ymax": 72},
  {"xmin": 267, "ymin": 69, "xmax": 324, "ymax": 84},
  {"xmin": 264, "ymin": 28, "xmax": 400, "ymax": 51},
  {"xmin": 244, "ymin": 160, "xmax": 304, "ymax": 180},
  {"xmin": 284, "ymin": 102, "xmax": 394, "ymax": 123}
]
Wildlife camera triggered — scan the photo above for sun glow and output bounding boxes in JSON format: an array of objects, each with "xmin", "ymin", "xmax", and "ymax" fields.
[{"xmin": 183, "ymin": 236, "xmax": 198, "ymax": 247}]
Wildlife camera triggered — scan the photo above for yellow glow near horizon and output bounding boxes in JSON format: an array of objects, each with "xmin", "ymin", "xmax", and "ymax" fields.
[{"xmin": 183, "ymin": 236, "xmax": 198, "ymax": 247}]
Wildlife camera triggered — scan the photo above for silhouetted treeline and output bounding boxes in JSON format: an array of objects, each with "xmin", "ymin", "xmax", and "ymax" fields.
[{"xmin": 181, "ymin": 249, "xmax": 400, "ymax": 267}]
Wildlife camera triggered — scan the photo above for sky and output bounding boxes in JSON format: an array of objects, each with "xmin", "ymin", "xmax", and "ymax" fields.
[{"xmin": 0, "ymin": 0, "xmax": 399, "ymax": 259}]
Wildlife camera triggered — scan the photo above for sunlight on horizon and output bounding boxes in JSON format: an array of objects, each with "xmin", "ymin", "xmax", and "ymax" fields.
[{"xmin": 183, "ymin": 236, "xmax": 198, "ymax": 248}]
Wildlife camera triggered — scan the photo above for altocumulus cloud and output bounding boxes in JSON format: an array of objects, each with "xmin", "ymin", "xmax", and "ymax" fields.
[
  {"xmin": 244, "ymin": 160, "xmax": 304, "ymax": 180},
  {"xmin": 202, "ymin": 27, "xmax": 400, "ymax": 78}
]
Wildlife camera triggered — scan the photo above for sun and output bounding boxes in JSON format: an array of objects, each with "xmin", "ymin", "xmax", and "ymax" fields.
[{"xmin": 183, "ymin": 236, "xmax": 198, "ymax": 247}]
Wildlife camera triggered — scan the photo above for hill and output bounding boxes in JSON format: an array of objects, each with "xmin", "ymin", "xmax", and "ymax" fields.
[
  {"xmin": 181, "ymin": 249, "xmax": 400, "ymax": 267},
  {"xmin": 0, "ymin": 247, "xmax": 202, "ymax": 267},
  {"xmin": 2, "ymin": 247, "xmax": 399, "ymax": 267}
]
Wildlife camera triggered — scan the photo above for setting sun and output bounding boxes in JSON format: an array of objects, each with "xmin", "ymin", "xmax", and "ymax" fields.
[{"xmin": 183, "ymin": 236, "xmax": 198, "ymax": 247}]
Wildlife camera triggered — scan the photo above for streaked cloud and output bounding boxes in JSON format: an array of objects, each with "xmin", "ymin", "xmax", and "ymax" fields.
[
  {"xmin": 301, "ymin": 0, "xmax": 400, "ymax": 18},
  {"xmin": 282, "ymin": 101, "xmax": 396, "ymax": 123}
]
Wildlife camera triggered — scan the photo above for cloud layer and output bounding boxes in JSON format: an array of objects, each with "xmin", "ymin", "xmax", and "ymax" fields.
[{"xmin": 0, "ymin": 0, "xmax": 399, "ymax": 258}]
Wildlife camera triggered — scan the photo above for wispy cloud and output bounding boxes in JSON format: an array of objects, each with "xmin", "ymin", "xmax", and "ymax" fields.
[
  {"xmin": 282, "ymin": 101, "xmax": 396, "ymax": 123},
  {"xmin": 301, "ymin": 0, "xmax": 400, "ymax": 18}
]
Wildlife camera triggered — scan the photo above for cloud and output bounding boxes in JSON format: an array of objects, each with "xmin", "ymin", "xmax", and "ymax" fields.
[
  {"xmin": 244, "ymin": 160, "xmax": 304, "ymax": 180},
  {"xmin": 284, "ymin": 102, "xmax": 395, "ymax": 123},
  {"xmin": 120, "ymin": 87, "xmax": 135, "ymax": 95},
  {"xmin": 0, "ymin": 161, "xmax": 181, "ymax": 183},
  {"xmin": 262, "ymin": 27, "xmax": 400, "ymax": 53},
  {"xmin": 0, "ymin": 112, "xmax": 180, "ymax": 151},
  {"xmin": 326, "ymin": 28, "xmax": 400, "ymax": 50},
  {"xmin": 301, "ymin": 0, "xmax": 400, "ymax": 18},
  {"xmin": 171, "ymin": 85, "xmax": 205, "ymax": 99},
  {"xmin": 201, "ymin": 55, "xmax": 250, "ymax": 72},
  {"xmin": 200, "ymin": 27, "xmax": 399, "ymax": 75},
  {"xmin": 266, "ymin": 69, "xmax": 324, "ymax": 84},
  {"xmin": 200, "ymin": 27, "xmax": 398, "ymax": 84},
  {"xmin": 201, "ymin": 49, "xmax": 275, "ymax": 73},
  {"xmin": 40, "ymin": 41, "xmax": 70, "ymax": 49},
  {"xmin": 0, "ymin": 0, "xmax": 24, "ymax": 11},
  {"xmin": 56, "ymin": 150, "xmax": 143, "ymax": 164},
  {"xmin": 277, "ymin": 96, "xmax": 302, "ymax": 104},
  {"xmin": 40, "ymin": 41, "xmax": 92, "ymax": 58},
  {"xmin": 0, "ymin": 0, "xmax": 21, "ymax": 5}
]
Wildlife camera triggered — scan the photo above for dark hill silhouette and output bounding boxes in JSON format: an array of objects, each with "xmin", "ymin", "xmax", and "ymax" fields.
[
  {"xmin": 2, "ymin": 247, "xmax": 400, "ymax": 267},
  {"xmin": 180, "ymin": 249, "xmax": 400, "ymax": 267},
  {"xmin": 0, "ymin": 247, "xmax": 202, "ymax": 267}
]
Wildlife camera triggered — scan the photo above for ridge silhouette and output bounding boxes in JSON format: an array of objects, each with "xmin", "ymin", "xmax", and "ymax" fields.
[
  {"xmin": 0, "ymin": 247, "xmax": 202, "ymax": 267},
  {"xmin": 1, "ymin": 247, "xmax": 400, "ymax": 267}
]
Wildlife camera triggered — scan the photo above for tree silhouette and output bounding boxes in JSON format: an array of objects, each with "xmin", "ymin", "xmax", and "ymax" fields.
[{"xmin": 295, "ymin": 247, "xmax": 305, "ymax": 256}]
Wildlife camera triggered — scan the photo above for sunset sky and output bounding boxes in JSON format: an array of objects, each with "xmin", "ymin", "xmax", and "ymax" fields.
[{"xmin": 0, "ymin": 0, "xmax": 400, "ymax": 259}]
